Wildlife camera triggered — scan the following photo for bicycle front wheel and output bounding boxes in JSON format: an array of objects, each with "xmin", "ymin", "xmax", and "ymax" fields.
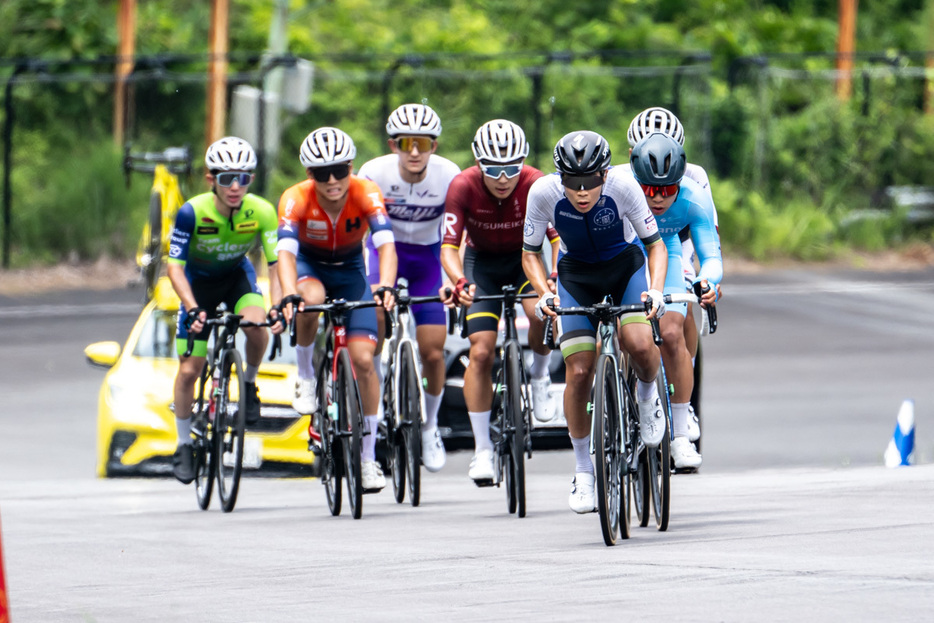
[
  {"xmin": 316, "ymin": 352, "xmax": 342, "ymax": 516},
  {"xmin": 215, "ymin": 349, "xmax": 246, "ymax": 513},
  {"xmin": 650, "ymin": 364, "xmax": 672, "ymax": 531},
  {"xmin": 193, "ymin": 361, "xmax": 214, "ymax": 511},
  {"xmin": 503, "ymin": 342, "xmax": 526, "ymax": 518},
  {"xmin": 399, "ymin": 341, "xmax": 422, "ymax": 507},
  {"xmin": 594, "ymin": 354, "xmax": 627, "ymax": 545},
  {"xmin": 338, "ymin": 349, "xmax": 364, "ymax": 520},
  {"xmin": 143, "ymin": 192, "xmax": 162, "ymax": 301}
]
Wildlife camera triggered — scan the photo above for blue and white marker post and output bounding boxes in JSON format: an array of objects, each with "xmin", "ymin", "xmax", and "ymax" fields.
[{"xmin": 884, "ymin": 399, "xmax": 915, "ymax": 467}]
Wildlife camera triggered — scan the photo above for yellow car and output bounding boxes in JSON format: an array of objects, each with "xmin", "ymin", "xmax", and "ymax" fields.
[{"xmin": 85, "ymin": 277, "xmax": 314, "ymax": 477}]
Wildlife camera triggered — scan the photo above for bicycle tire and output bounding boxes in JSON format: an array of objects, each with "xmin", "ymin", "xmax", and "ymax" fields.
[
  {"xmin": 691, "ymin": 339, "xmax": 703, "ymax": 453},
  {"xmin": 193, "ymin": 361, "xmax": 214, "ymax": 511},
  {"xmin": 215, "ymin": 348, "xmax": 246, "ymax": 513},
  {"xmin": 504, "ymin": 342, "xmax": 526, "ymax": 518},
  {"xmin": 650, "ymin": 364, "xmax": 672, "ymax": 531},
  {"xmin": 338, "ymin": 349, "xmax": 364, "ymax": 520},
  {"xmin": 143, "ymin": 192, "xmax": 162, "ymax": 301},
  {"xmin": 633, "ymin": 447, "xmax": 651, "ymax": 528},
  {"xmin": 594, "ymin": 354, "xmax": 627, "ymax": 545},
  {"xmin": 316, "ymin": 350, "xmax": 342, "ymax": 516},
  {"xmin": 387, "ymin": 371, "xmax": 406, "ymax": 504},
  {"xmin": 399, "ymin": 341, "xmax": 422, "ymax": 508}
]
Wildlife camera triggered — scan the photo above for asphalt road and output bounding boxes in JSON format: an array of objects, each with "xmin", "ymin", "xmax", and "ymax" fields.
[{"xmin": 1, "ymin": 267, "xmax": 933, "ymax": 621}]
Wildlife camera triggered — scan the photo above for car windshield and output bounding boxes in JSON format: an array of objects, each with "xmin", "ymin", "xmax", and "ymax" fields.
[{"xmin": 132, "ymin": 308, "xmax": 297, "ymax": 364}]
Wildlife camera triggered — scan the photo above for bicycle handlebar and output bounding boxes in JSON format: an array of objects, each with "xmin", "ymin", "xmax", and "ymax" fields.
[
  {"xmin": 123, "ymin": 144, "xmax": 193, "ymax": 187},
  {"xmin": 663, "ymin": 287, "xmax": 718, "ymax": 335},
  {"xmin": 287, "ymin": 298, "xmax": 383, "ymax": 348},
  {"xmin": 544, "ymin": 298, "xmax": 662, "ymax": 346},
  {"xmin": 183, "ymin": 314, "xmax": 281, "ymax": 359}
]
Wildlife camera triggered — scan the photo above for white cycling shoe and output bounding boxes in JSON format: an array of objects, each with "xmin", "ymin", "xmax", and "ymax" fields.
[
  {"xmin": 421, "ymin": 428, "xmax": 447, "ymax": 473},
  {"xmin": 568, "ymin": 472, "xmax": 596, "ymax": 514},
  {"xmin": 292, "ymin": 378, "xmax": 317, "ymax": 415},
  {"xmin": 671, "ymin": 437, "xmax": 702, "ymax": 470},
  {"xmin": 686, "ymin": 406, "xmax": 701, "ymax": 442},
  {"xmin": 638, "ymin": 397, "xmax": 666, "ymax": 448},
  {"xmin": 361, "ymin": 460, "xmax": 386, "ymax": 491},
  {"xmin": 468, "ymin": 449, "xmax": 495, "ymax": 482},
  {"xmin": 530, "ymin": 376, "xmax": 556, "ymax": 423}
]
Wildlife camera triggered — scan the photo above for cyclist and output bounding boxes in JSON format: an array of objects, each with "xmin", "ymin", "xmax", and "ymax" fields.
[
  {"xmin": 625, "ymin": 106, "xmax": 721, "ymax": 443},
  {"xmin": 357, "ymin": 103, "xmax": 461, "ymax": 473},
  {"xmin": 523, "ymin": 130, "xmax": 668, "ymax": 513},
  {"xmin": 629, "ymin": 132, "xmax": 721, "ymax": 470},
  {"xmin": 439, "ymin": 118, "xmax": 559, "ymax": 484},
  {"xmin": 168, "ymin": 136, "xmax": 281, "ymax": 485},
  {"xmin": 276, "ymin": 127, "xmax": 398, "ymax": 492}
]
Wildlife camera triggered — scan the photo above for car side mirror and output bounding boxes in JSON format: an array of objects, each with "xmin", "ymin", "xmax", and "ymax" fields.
[{"xmin": 85, "ymin": 341, "xmax": 122, "ymax": 369}]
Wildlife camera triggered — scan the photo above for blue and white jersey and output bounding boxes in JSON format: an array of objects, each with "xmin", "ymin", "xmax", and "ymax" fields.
[
  {"xmin": 523, "ymin": 166, "xmax": 661, "ymax": 263},
  {"xmin": 651, "ymin": 176, "xmax": 722, "ymax": 290},
  {"xmin": 357, "ymin": 153, "xmax": 461, "ymax": 246}
]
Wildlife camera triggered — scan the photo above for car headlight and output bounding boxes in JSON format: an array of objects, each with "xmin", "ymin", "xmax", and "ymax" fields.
[{"xmin": 106, "ymin": 380, "xmax": 171, "ymax": 431}]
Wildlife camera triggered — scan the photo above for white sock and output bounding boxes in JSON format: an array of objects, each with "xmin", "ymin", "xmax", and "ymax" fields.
[
  {"xmin": 244, "ymin": 363, "xmax": 259, "ymax": 383},
  {"xmin": 362, "ymin": 415, "xmax": 379, "ymax": 462},
  {"xmin": 176, "ymin": 417, "xmax": 192, "ymax": 446},
  {"xmin": 671, "ymin": 402, "xmax": 691, "ymax": 438},
  {"xmin": 691, "ymin": 356, "xmax": 696, "ymax": 367},
  {"xmin": 468, "ymin": 410, "xmax": 492, "ymax": 452},
  {"xmin": 529, "ymin": 351, "xmax": 551, "ymax": 379},
  {"xmin": 636, "ymin": 378, "xmax": 658, "ymax": 402},
  {"xmin": 424, "ymin": 391, "xmax": 443, "ymax": 432},
  {"xmin": 296, "ymin": 345, "xmax": 314, "ymax": 380},
  {"xmin": 570, "ymin": 435, "xmax": 593, "ymax": 475}
]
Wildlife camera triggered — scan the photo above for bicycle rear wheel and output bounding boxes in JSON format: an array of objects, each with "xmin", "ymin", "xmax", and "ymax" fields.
[
  {"xmin": 193, "ymin": 361, "xmax": 214, "ymax": 511},
  {"xmin": 338, "ymin": 349, "xmax": 364, "ymax": 519},
  {"xmin": 316, "ymin": 351, "xmax": 342, "ymax": 516},
  {"xmin": 691, "ymin": 339, "xmax": 703, "ymax": 453},
  {"xmin": 399, "ymin": 341, "xmax": 422, "ymax": 508},
  {"xmin": 633, "ymin": 447, "xmax": 651, "ymax": 528},
  {"xmin": 215, "ymin": 349, "xmax": 246, "ymax": 513},
  {"xmin": 594, "ymin": 354, "xmax": 627, "ymax": 545},
  {"xmin": 387, "ymin": 377, "xmax": 406, "ymax": 504},
  {"xmin": 503, "ymin": 342, "xmax": 526, "ymax": 518}
]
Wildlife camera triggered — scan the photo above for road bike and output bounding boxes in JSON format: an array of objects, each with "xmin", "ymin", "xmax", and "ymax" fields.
[
  {"xmin": 184, "ymin": 312, "xmax": 279, "ymax": 513},
  {"xmin": 123, "ymin": 145, "xmax": 191, "ymax": 301},
  {"xmin": 380, "ymin": 279, "xmax": 443, "ymax": 507},
  {"xmin": 290, "ymin": 297, "xmax": 382, "ymax": 520},
  {"xmin": 547, "ymin": 296, "xmax": 669, "ymax": 545},
  {"xmin": 455, "ymin": 285, "xmax": 537, "ymax": 518}
]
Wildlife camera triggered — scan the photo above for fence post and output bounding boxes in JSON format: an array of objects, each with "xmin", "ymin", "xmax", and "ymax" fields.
[{"xmin": 2, "ymin": 64, "xmax": 26, "ymax": 269}]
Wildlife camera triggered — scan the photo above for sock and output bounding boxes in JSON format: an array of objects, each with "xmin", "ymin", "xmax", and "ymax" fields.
[
  {"xmin": 296, "ymin": 345, "xmax": 314, "ymax": 380},
  {"xmin": 691, "ymin": 356, "xmax": 696, "ymax": 367},
  {"xmin": 176, "ymin": 417, "xmax": 192, "ymax": 446},
  {"xmin": 529, "ymin": 351, "xmax": 551, "ymax": 379},
  {"xmin": 244, "ymin": 363, "xmax": 259, "ymax": 383},
  {"xmin": 671, "ymin": 402, "xmax": 691, "ymax": 438},
  {"xmin": 570, "ymin": 435, "xmax": 593, "ymax": 475},
  {"xmin": 636, "ymin": 378, "xmax": 658, "ymax": 402},
  {"xmin": 468, "ymin": 410, "xmax": 493, "ymax": 452},
  {"xmin": 362, "ymin": 415, "xmax": 379, "ymax": 462},
  {"xmin": 424, "ymin": 391, "xmax": 443, "ymax": 432}
]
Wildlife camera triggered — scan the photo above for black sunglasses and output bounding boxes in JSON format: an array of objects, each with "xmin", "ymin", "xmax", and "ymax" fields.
[
  {"xmin": 310, "ymin": 164, "xmax": 352, "ymax": 183},
  {"xmin": 561, "ymin": 173, "xmax": 604, "ymax": 191}
]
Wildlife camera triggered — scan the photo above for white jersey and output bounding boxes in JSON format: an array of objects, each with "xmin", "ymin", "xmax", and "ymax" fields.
[{"xmin": 357, "ymin": 153, "xmax": 461, "ymax": 246}]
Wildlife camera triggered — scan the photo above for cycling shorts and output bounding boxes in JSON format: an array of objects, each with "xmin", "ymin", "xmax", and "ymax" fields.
[
  {"xmin": 463, "ymin": 247, "xmax": 534, "ymax": 336},
  {"xmin": 297, "ymin": 254, "xmax": 377, "ymax": 342},
  {"xmin": 176, "ymin": 261, "xmax": 265, "ymax": 358},
  {"xmin": 366, "ymin": 240, "xmax": 445, "ymax": 326},
  {"xmin": 555, "ymin": 245, "xmax": 649, "ymax": 359}
]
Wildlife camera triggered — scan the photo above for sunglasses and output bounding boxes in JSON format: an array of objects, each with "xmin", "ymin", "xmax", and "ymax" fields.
[
  {"xmin": 640, "ymin": 183, "xmax": 679, "ymax": 198},
  {"xmin": 479, "ymin": 163, "xmax": 523, "ymax": 179},
  {"xmin": 561, "ymin": 173, "xmax": 604, "ymax": 191},
  {"xmin": 394, "ymin": 136, "xmax": 434, "ymax": 153},
  {"xmin": 214, "ymin": 172, "xmax": 253, "ymax": 187},
  {"xmin": 310, "ymin": 163, "xmax": 352, "ymax": 183}
]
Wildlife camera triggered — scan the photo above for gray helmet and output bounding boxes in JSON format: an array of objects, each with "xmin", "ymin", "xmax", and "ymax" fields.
[
  {"xmin": 553, "ymin": 131, "xmax": 611, "ymax": 176},
  {"xmin": 629, "ymin": 132, "xmax": 686, "ymax": 186}
]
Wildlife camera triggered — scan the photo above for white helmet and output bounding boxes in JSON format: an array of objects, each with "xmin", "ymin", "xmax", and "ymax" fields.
[
  {"xmin": 386, "ymin": 103, "xmax": 442, "ymax": 137},
  {"xmin": 300, "ymin": 127, "xmax": 356, "ymax": 168},
  {"xmin": 627, "ymin": 107, "xmax": 685, "ymax": 147},
  {"xmin": 205, "ymin": 136, "xmax": 257, "ymax": 171},
  {"xmin": 471, "ymin": 119, "xmax": 529, "ymax": 163}
]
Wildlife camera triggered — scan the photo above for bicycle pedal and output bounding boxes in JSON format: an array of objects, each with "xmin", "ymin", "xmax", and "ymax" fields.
[
  {"xmin": 472, "ymin": 478, "xmax": 495, "ymax": 488},
  {"xmin": 363, "ymin": 487, "xmax": 384, "ymax": 494},
  {"xmin": 308, "ymin": 442, "xmax": 323, "ymax": 457},
  {"xmin": 673, "ymin": 466, "xmax": 699, "ymax": 475}
]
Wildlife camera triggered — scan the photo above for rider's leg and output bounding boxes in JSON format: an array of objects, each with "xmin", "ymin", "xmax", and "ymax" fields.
[{"xmin": 463, "ymin": 330, "xmax": 497, "ymax": 453}]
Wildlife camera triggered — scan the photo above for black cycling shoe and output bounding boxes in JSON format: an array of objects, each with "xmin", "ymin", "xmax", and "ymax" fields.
[
  {"xmin": 244, "ymin": 382, "xmax": 262, "ymax": 425},
  {"xmin": 172, "ymin": 444, "xmax": 196, "ymax": 484}
]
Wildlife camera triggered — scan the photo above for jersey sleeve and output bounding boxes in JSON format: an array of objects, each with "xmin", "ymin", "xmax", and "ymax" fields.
[
  {"xmin": 522, "ymin": 178, "xmax": 553, "ymax": 253},
  {"xmin": 359, "ymin": 179, "xmax": 394, "ymax": 248},
  {"xmin": 167, "ymin": 202, "xmax": 196, "ymax": 267},
  {"xmin": 441, "ymin": 174, "xmax": 469, "ymax": 249},
  {"xmin": 688, "ymin": 195, "xmax": 723, "ymax": 286},
  {"xmin": 275, "ymin": 186, "xmax": 302, "ymax": 257},
  {"xmin": 252, "ymin": 196, "xmax": 279, "ymax": 265}
]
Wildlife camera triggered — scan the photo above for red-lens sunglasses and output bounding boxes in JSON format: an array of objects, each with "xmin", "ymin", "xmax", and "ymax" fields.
[{"xmin": 641, "ymin": 183, "xmax": 679, "ymax": 198}]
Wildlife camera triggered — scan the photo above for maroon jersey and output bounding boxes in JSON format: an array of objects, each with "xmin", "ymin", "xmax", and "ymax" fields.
[{"xmin": 441, "ymin": 165, "xmax": 557, "ymax": 253}]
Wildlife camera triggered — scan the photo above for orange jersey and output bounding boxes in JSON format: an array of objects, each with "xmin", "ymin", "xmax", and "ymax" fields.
[{"xmin": 277, "ymin": 176, "xmax": 394, "ymax": 263}]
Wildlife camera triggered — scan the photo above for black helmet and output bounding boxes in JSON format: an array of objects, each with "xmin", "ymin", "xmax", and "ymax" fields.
[
  {"xmin": 629, "ymin": 132, "xmax": 686, "ymax": 186},
  {"xmin": 553, "ymin": 131, "xmax": 611, "ymax": 176}
]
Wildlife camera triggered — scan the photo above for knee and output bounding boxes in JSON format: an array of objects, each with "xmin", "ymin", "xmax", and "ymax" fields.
[
  {"xmin": 421, "ymin": 345, "xmax": 444, "ymax": 369},
  {"xmin": 565, "ymin": 362, "xmax": 593, "ymax": 388},
  {"xmin": 469, "ymin": 343, "xmax": 495, "ymax": 370}
]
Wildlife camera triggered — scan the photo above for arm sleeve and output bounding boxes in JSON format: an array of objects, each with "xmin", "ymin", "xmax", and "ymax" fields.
[
  {"xmin": 522, "ymin": 182, "xmax": 552, "ymax": 253},
  {"xmin": 257, "ymin": 198, "xmax": 279, "ymax": 265},
  {"xmin": 275, "ymin": 189, "xmax": 301, "ymax": 256},
  {"xmin": 690, "ymin": 196, "xmax": 723, "ymax": 286},
  {"xmin": 167, "ymin": 202, "xmax": 195, "ymax": 267},
  {"xmin": 441, "ymin": 176, "xmax": 468, "ymax": 249},
  {"xmin": 361, "ymin": 181, "xmax": 395, "ymax": 248}
]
